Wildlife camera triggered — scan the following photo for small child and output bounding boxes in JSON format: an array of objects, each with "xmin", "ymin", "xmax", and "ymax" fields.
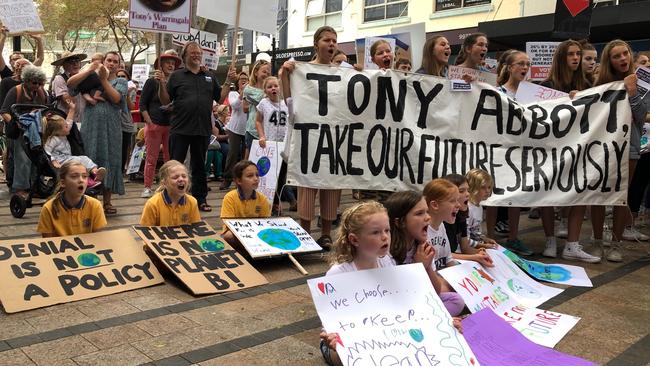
[
  {"xmin": 424, "ymin": 178, "xmax": 461, "ymax": 271},
  {"xmin": 254, "ymin": 76, "xmax": 297, "ymax": 213},
  {"xmin": 77, "ymin": 53, "xmax": 105, "ymax": 106},
  {"xmin": 140, "ymin": 160, "xmax": 201, "ymax": 226},
  {"xmin": 384, "ymin": 191, "xmax": 466, "ymax": 316},
  {"xmin": 395, "ymin": 58, "xmax": 412, "ymax": 72},
  {"xmin": 43, "ymin": 102, "xmax": 106, "ymax": 188},
  {"xmin": 466, "ymin": 169, "xmax": 500, "ymax": 252},
  {"xmin": 221, "ymin": 160, "xmax": 272, "ymax": 253},
  {"xmin": 37, "ymin": 161, "xmax": 107, "ymax": 237},
  {"xmin": 443, "ymin": 174, "xmax": 494, "ymax": 268}
]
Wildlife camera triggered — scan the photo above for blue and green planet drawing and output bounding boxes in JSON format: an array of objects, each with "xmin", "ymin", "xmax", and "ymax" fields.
[
  {"xmin": 503, "ymin": 249, "xmax": 572, "ymax": 282},
  {"xmin": 200, "ymin": 239, "xmax": 226, "ymax": 252},
  {"xmin": 257, "ymin": 156, "xmax": 271, "ymax": 177},
  {"xmin": 77, "ymin": 253, "xmax": 101, "ymax": 267},
  {"xmin": 257, "ymin": 228, "xmax": 301, "ymax": 251}
]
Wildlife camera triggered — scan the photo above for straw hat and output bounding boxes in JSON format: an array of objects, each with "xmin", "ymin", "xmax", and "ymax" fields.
[
  {"xmin": 154, "ymin": 52, "xmax": 182, "ymax": 69},
  {"xmin": 51, "ymin": 51, "xmax": 88, "ymax": 66}
]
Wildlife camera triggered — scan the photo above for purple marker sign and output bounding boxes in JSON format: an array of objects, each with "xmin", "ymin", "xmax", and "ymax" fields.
[{"xmin": 463, "ymin": 309, "xmax": 597, "ymax": 366}]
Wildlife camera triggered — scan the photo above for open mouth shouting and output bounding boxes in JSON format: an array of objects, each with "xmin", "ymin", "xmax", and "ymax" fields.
[
  {"xmin": 77, "ymin": 183, "xmax": 85, "ymax": 193},
  {"xmin": 382, "ymin": 57, "xmax": 391, "ymax": 68},
  {"xmin": 479, "ymin": 52, "xmax": 486, "ymax": 60}
]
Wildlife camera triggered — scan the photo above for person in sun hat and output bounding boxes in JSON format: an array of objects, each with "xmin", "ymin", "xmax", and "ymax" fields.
[
  {"xmin": 50, "ymin": 51, "xmax": 88, "ymax": 118},
  {"xmin": 139, "ymin": 50, "xmax": 182, "ymax": 198}
]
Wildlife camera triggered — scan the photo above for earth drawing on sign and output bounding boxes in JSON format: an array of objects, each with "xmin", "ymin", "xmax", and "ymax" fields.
[
  {"xmin": 257, "ymin": 228, "xmax": 301, "ymax": 251},
  {"xmin": 257, "ymin": 156, "xmax": 271, "ymax": 177}
]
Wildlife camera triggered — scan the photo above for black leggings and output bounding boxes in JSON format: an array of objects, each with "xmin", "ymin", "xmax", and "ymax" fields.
[
  {"xmin": 629, "ymin": 155, "xmax": 650, "ymax": 214},
  {"xmin": 121, "ymin": 131, "xmax": 133, "ymax": 172}
]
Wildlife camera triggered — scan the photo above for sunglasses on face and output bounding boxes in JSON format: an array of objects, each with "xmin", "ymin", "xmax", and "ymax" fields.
[{"xmin": 29, "ymin": 81, "xmax": 45, "ymax": 86}]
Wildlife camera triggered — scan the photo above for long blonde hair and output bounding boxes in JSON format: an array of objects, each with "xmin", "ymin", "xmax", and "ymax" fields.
[
  {"xmin": 156, "ymin": 160, "xmax": 191, "ymax": 193},
  {"xmin": 595, "ymin": 39, "xmax": 634, "ymax": 86},
  {"xmin": 42, "ymin": 114, "xmax": 66, "ymax": 146},
  {"xmin": 466, "ymin": 169, "xmax": 493, "ymax": 203},
  {"xmin": 331, "ymin": 201, "xmax": 387, "ymax": 264},
  {"xmin": 48, "ymin": 161, "xmax": 87, "ymax": 220},
  {"xmin": 249, "ymin": 60, "xmax": 270, "ymax": 87}
]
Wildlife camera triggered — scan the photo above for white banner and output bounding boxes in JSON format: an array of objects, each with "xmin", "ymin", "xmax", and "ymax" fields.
[
  {"xmin": 223, "ymin": 217, "xmax": 322, "ymax": 258},
  {"xmin": 248, "ymin": 140, "xmax": 284, "ymax": 205},
  {"xmin": 526, "ymin": 42, "xmax": 560, "ymax": 81},
  {"xmin": 309, "ymin": 264, "xmax": 478, "ymax": 366},
  {"xmin": 439, "ymin": 262, "xmax": 580, "ymax": 348},
  {"xmin": 0, "ymin": 0, "xmax": 43, "ymax": 34},
  {"xmin": 286, "ymin": 63, "xmax": 631, "ymax": 207},
  {"xmin": 172, "ymin": 27, "xmax": 221, "ymax": 70},
  {"xmin": 128, "ymin": 0, "xmax": 191, "ymax": 34}
]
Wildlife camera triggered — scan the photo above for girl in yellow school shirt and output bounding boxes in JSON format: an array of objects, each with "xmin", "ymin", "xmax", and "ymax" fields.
[
  {"xmin": 221, "ymin": 160, "xmax": 271, "ymax": 253},
  {"xmin": 140, "ymin": 160, "xmax": 201, "ymax": 226},
  {"xmin": 37, "ymin": 161, "xmax": 107, "ymax": 237}
]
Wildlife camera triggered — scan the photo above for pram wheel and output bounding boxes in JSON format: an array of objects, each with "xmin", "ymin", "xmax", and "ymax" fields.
[{"xmin": 10, "ymin": 194, "xmax": 27, "ymax": 218}]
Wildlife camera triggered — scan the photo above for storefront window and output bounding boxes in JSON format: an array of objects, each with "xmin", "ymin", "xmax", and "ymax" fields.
[
  {"xmin": 435, "ymin": 0, "xmax": 490, "ymax": 12},
  {"xmin": 363, "ymin": 0, "xmax": 408, "ymax": 22}
]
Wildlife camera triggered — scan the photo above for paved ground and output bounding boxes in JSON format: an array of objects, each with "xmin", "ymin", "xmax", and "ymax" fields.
[{"xmin": 0, "ymin": 180, "xmax": 648, "ymax": 366}]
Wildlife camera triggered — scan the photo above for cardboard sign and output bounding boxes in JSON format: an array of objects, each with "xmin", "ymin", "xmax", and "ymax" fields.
[
  {"xmin": 308, "ymin": 264, "xmax": 478, "ymax": 366},
  {"xmin": 248, "ymin": 140, "xmax": 284, "ymax": 205},
  {"xmin": 447, "ymin": 65, "xmax": 498, "ymax": 86},
  {"xmin": 0, "ymin": 230, "xmax": 163, "ymax": 313},
  {"xmin": 464, "ymin": 309, "xmax": 597, "ymax": 366},
  {"xmin": 223, "ymin": 217, "xmax": 322, "ymax": 258},
  {"xmin": 439, "ymin": 262, "xmax": 580, "ymax": 348},
  {"xmin": 499, "ymin": 248, "xmax": 593, "ymax": 287},
  {"xmin": 134, "ymin": 222, "xmax": 268, "ymax": 295},
  {"xmin": 485, "ymin": 249, "xmax": 563, "ymax": 308},
  {"xmin": 636, "ymin": 65, "xmax": 650, "ymax": 99},
  {"xmin": 526, "ymin": 42, "xmax": 560, "ymax": 81},
  {"xmin": 126, "ymin": 145, "xmax": 145, "ymax": 175},
  {"xmin": 514, "ymin": 81, "xmax": 569, "ymax": 104},
  {"xmin": 172, "ymin": 28, "xmax": 221, "ymax": 70},
  {"xmin": 197, "ymin": 0, "xmax": 279, "ymax": 35},
  {"xmin": 286, "ymin": 63, "xmax": 632, "ymax": 207},
  {"xmin": 131, "ymin": 64, "xmax": 151, "ymax": 91},
  {"xmin": 0, "ymin": 0, "xmax": 44, "ymax": 34},
  {"xmin": 128, "ymin": 0, "xmax": 191, "ymax": 34}
]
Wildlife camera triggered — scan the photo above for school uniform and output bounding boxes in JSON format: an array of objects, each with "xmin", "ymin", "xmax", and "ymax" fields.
[
  {"xmin": 139, "ymin": 189, "xmax": 201, "ymax": 226},
  {"xmin": 37, "ymin": 194, "xmax": 107, "ymax": 236},
  {"xmin": 220, "ymin": 187, "xmax": 271, "ymax": 232}
]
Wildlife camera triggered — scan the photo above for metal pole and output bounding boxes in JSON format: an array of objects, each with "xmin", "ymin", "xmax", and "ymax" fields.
[{"xmin": 12, "ymin": 36, "xmax": 20, "ymax": 53}]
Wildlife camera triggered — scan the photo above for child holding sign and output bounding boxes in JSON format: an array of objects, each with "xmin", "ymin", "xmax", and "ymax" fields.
[
  {"xmin": 384, "ymin": 191, "xmax": 466, "ymax": 316},
  {"xmin": 221, "ymin": 160, "xmax": 271, "ymax": 253},
  {"xmin": 37, "ymin": 161, "xmax": 107, "ymax": 237},
  {"xmin": 139, "ymin": 160, "xmax": 201, "ymax": 226}
]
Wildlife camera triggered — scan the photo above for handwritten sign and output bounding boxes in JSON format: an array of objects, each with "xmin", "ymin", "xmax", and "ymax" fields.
[
  {"xmin": 440, "ymin": 262, "xmax": 580, "ymax": 347},
  {"xmin": 0, "ymin": 0, "xmax": 44, "ymax": 34},
  {"xmin": 126, "ymin": 145, "xmax": 145, "ymax": 175},
  {"xmin": 131, "ymin": 64, "xmax": 150, "ymax": 91},
  {"xmin": 0, "ymin": 230, "xmax": 163, "ymax": 313},
  {"xmin": 447, "ymin": 65, "xmax": 498, "ymax": 86},
  {"xmin": 464, "ymin": 309, "xmax": 597, "ymax": 366},
  {"xmin": 248, "ymin": 140, "xmax": 284, "ymax": 205},
  {"xmin": 309, "ymin": 264, "xmax": 478, "ymax": 366},
  {"xmin": 526, "ymin": 42, "xmax": 560, "ymax": 81},
  {"xmin": 636, "ymin": 65, "xmax": 650, "ymax": 99},
  {"xmin": 133, "ymin": 222, "xmax": 267, "ymax": 295},
  {"xmin": 514, "ymin": 81, "xmax": 569, "ymax": 104},
  {"xmin": 223, "ymin": 217, "xmax": 322, "ymax": 258},
  {"xmin": 499, "ymin": 248, "xmax": 593, "ymax": 287},
  {"xmin": 484, "ymin": 249, "xmax": 563, "ymax": 307},
  {"xmin": 128, "ymin": 0, "xmax": 191, "ymax": 34},
  {"xmin": 172, "ymin": 27, "xmax": 221, "ymax": 70}
]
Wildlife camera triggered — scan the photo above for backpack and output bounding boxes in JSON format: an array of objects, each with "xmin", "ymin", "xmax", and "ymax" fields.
[{"xmin": 4, "ymin": 84, "xmax": 48, "ymax": 139}]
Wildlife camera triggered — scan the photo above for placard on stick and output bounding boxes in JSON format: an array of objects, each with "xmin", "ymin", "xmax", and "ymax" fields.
[
  {"xmin": 223, "ymin": 217, "xmax": 322, "ymax": 258},
  {"xmin": 133, "ymin": 222, "xmax": 268, "ymax": 295},
  {"xmin": 0, "ymin": 229, "xmax": 164, "ymax": 313},
  {"xmin": 0, "ymin": 0, "xmax": 44, "ymax": 35}
]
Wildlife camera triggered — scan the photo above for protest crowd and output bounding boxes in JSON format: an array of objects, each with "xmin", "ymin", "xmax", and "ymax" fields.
[{"xmin": 0, "ymin": 2, "xmax": 649, "ymax": 364}]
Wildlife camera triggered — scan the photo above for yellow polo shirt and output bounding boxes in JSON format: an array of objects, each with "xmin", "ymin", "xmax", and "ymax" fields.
[
  {"xmin": 220, "ymin": 188, "xmax": 271, "ymax": 232},
  {"xmin": 37, "ymin": 194, "xmax": 107, "ymax": 236},
  {"xmin": 140, "ymin": 189, "xmax": 201, "ymax": 226}
]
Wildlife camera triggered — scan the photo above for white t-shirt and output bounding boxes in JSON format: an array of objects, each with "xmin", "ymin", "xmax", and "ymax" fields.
[
  {"xmin": 467, "ymin": 202, "xmax": 483, "ymax": 243},
  {"xmin": 326, "ymin": 255, "xmax": 396, "ymax": 276},
  {"xmin": 427, "ymin": 223, "xmax": 453, "ymax": 270},
  {"xmin": 226, "ymin": 91, "xmax": 247, "ymax": 136},
  {"xmin": 256, "ymin": 97, "xmax": 292, "ymax": 142}
]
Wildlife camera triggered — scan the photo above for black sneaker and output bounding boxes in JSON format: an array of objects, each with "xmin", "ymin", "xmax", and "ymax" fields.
[{"xmin": 317, "ymin": 235, "xmax": 333, "ymax": 251}]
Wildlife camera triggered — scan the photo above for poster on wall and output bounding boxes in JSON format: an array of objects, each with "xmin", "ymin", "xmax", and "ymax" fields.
[{"xmin": 128, "ymin": 0, "xmax": 191, "ymax": 34}]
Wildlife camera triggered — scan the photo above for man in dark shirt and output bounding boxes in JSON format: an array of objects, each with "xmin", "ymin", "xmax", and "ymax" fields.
[{"xmin": 159, "ymin": 42, "xmax": 221, "ymax": 211}]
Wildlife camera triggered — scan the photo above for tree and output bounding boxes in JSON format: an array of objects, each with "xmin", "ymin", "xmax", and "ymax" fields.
[{"xmin": 36, "ymin": 0, "xmax": 102, "ymax": 51}]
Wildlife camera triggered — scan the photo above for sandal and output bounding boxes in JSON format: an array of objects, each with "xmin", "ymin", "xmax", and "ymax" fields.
[
  {"xmin": 199, "ymin": 203, "xmax": 212, "ymax": 212},
  {"xmin": 103, "ymin": 204, "xmax": 117, "ymax": 215}
]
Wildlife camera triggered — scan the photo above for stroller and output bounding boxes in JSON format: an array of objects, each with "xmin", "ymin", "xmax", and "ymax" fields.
[{"xmin": 6, "ymin": 104, "xmax": 102, "ymax": 218}]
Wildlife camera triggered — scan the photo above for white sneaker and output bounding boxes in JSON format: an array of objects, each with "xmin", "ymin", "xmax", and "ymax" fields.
[
  {"xmin": 542, "ymin": 240, "xmax": 557, "ymax": 258},
  {"xmin": 141, "ymin": 188, "xmax": 153, "ymax": 198},
  {"xmin": 606, "ymin": 242, "xmax": 623, "ymax": 262},
  {"xmin": 622, "ymin": 227, "xmax": 650, "ymax": 241},
  {"xmin": 562, "ymin": 243, "xmax": 601, "ymax": 263},
  {"xmin": 556, "ymin": 220, "xmax": 568, "ymax": 238}
]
